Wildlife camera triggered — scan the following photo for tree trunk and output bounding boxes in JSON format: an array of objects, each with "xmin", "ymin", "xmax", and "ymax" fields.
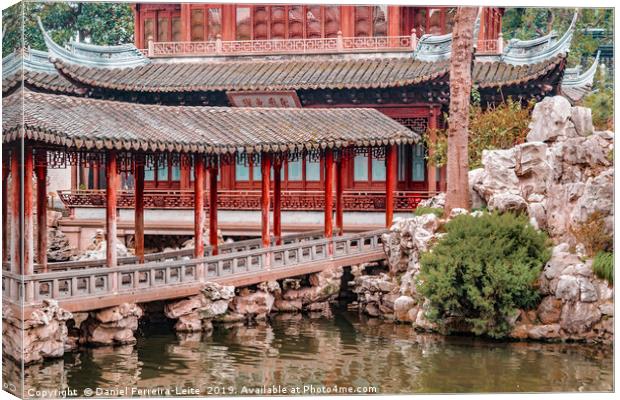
[{"xmin": 445, "ymin": 7, "xmax": 478, "ymax": 214}]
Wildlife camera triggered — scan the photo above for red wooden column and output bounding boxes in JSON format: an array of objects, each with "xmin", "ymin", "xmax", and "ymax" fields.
[
  {"xmin": 70, "ymin": 165, "xmax": 78, "ymax": 191},
  {"xmin": 2, "ymin": 155, "xmax": 9, "ymax": 263},
  {"xmin": 385, "ymin": 144, "xmax": 397, "ymax": 227},
  {"xmin": 105, "ymin": 151, "xmax": 118, "ymax": 269},
  {"xmin": 260, "ymin": 152, "xmax": 271, "ymax": 247},
  {"xmin": 335, "ymin": 157, "xmax": 344, "ymax": 236},
  {"xmin": 93, "ymin": 163, "xmax": 100, "ymax": 189},
  {"xmin": 323, "ymin": 148, "xmax": 334, "ymax": 238},
  {"xmin": 194, "ymin": 155, "xmax": 206, "ymax": 258},
  {"xmin": 273, "ymin": 158, "xmax": 282, "ymax": 245},
  {"xmin": 24, "ymin": 147, "xmax": 34, "ymax": 277},
  {"xmin": 208, "ymin": 163, "xmax": 219, "ymax": 255},
  {"xmin": 427, "ymin": 106, "xmax": 438, "ymax": 193},
  {"xmin": 9, "ymin": 147, "xmax": 20, "ymax": 273},
  {"xmin": 36, "ymin": 150, "xmax": 48, "ymax": 272},
  {"xmin": 134, "ymin": 154, "xmax": 145, "ymax": 263}
]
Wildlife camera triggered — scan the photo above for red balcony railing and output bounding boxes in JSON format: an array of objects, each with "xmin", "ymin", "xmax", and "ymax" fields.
[
  {"xmin": 57, "ymin": 189, "xmax": 434, "ymax": 212},
  {"xmin": 147, "ymin": 34, "xmax": 415, "ymax": 57}
]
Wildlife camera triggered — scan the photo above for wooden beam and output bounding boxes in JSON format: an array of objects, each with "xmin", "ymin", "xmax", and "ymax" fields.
[
  {"xmin": 273, "ymin": 160, "xmax": 282, "ymax": 245},
  {"xmin": 324, "ymin": 148, "xmax": 334, "ymax": 238},
  {"xmin": 335, "ymin": 159, "xmax": 344, "ymax": 236},
  {"xmin": 209, "ymin": 165, "xmax": 219, "ymax": 255},
  {"xmin": 261, "ymin": 152, "xmax": 271, "ymax": 247},
  {"xmin": 24, "ymin": 146, "xmax": 34, "ymax": 276},
  {"xmin": 36, "ymin": 150, "xmax": 48, "ymax": 272},
  {"xmin": 105, "ymin": 151, "xmax": 118, "ymax": 269},
  {"xmin": 386, "ymin": 144, "xmax": 397, "ymax": 227},
  {"xmin": 134, "ymin": 155, "xmax": 145, "ymax": 263},
  {"xmin": 194, "ymin": 155, "xmax": 205, "ymax": 258}
]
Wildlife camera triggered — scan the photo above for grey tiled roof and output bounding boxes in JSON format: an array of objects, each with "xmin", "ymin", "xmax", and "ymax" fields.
[
  {"xmin": 50, "ymin": 54, "xmax": 566, "ymax": 94},
  {"xmin": 3, "ymin": 89, "xmax": 419, "ymax": 154}
]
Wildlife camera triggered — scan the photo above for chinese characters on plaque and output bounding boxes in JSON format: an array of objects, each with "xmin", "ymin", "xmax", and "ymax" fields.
[{"xmin": 227, "ymin": 91, "xmax": 302, "ymax": 108}]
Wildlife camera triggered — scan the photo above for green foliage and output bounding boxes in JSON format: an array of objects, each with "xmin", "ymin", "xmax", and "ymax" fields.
[
  {"xmin": 2, "ymin": 2, "xmax": 134, "ymax": 57},
  {"xmin": 414, "ymin": 207, "xmax": 444, "ymax": 218},
  {"xmin": 583, "ymin": 88, "xmax": 614, "ymax": 130},
  {"xmin": 417, "ymin": 212, "xmax": 550, "ymax": 338},
  {"xmin": 592, "ymin": 252, "xmax": 613, "ymax": 285},
  {"xmin": 425, "ymin": 99, "xmax": 534, "ymax": 169},
  {"xmin": 571, "ymin": 211, "xmax": 613, "ymax": 257}
]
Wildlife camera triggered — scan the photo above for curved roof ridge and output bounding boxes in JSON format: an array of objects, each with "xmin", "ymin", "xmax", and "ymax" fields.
[
  {"xmin": 562, "ymin": 51, "xmax": 599, "ymax": 87},
  {"xmin": 37, "ymin": 16, "xmax": 150, "ymax": 68},
  {"xmin": 561, "ymin": 51, "xmax": 599, "ymax": 103},
  {"xmin": 2, "ymin": 48, "xmax": 58, "ymax": 78},
  {"xmin": 501, "ymin": 11, "xmax": 578, "ymax": 65}
]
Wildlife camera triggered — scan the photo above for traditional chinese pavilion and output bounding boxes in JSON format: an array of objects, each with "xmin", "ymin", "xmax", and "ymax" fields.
[{"xmin": 2, "ymin": 4, "xmax": 595, "ymax": 251}]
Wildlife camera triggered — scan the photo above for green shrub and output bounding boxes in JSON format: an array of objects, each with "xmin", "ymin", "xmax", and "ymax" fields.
[
  {"xmin": 425, "ymin": 98, "xmax": 534, "ymax": 169},
  {"xmin": 417, "ymin": 212, "xmax": 551, "ymax": 338},
  {"xmin": 592, "ymin": 251, "xmax": 613, "ymax": 285},
  {"xmin": 414, "ymin": 207, "xmax": 444, "ymax": 218},
  {"xmin": 583, "ymin": 88, "xmax": 614, "ymax": 131}
]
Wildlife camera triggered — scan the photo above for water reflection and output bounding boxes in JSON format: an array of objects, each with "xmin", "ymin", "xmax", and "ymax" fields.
[{"xmin": 4, "ymin": 310, "xmax": 613, "ymax": 397}]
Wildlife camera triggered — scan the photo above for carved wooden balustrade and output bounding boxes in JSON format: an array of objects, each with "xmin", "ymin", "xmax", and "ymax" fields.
[
  {"xmin": 57, "ymin": 189, "xmax": 431, "ymax": 212},
  {"xmin": 149, "ymin": 35, "xmax": 414, "ymax": 57},
  {"xmin": 2, "ymin": 229, "xmax": 387, "ymax": 307}
]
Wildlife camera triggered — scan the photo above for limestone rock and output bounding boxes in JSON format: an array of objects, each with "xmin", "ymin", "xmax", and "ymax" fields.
[
  {"xmin": 230, "ymin": 290, "xmax": 275, "ymax": 319},
  {"xmin": 47, "ymin": 228, "xmax": 75, "ymax": 262},
  {"xmin": 555, "ymin": 275, "xmax": 580, "ymax": 301},
  {"xmin": 537, "ymin": 296, "xmax": 562, "ymax": 324},
  {"xmin": 528, "ymin": 324, "xmax": 561, "ymax": 340},
  {"xmin": 560, "ymin": 301, "xmax": 602, "ymax": 334},
  {"xmin": 488, "ymin": 193, "xmax": 528, "ymax": 214},
  {"xmin": 2, "ymin": 300, "xmax": 72, "ymax": 365},
  {"xmin": 526, "ymin": 96, "xmax": 575, "ymax": 142},
  {"xmin": 571, "ymin": 106, "xmax": 594, "ymax": 137},
  {"xmin": 393, "ymin": 296, "xmax": 416, "ymax": 322},
  {"xmin": 81, "ymin": 303, "xmax": 143, "ymax": 346}
]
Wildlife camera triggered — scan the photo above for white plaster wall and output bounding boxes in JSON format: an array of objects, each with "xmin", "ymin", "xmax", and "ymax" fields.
[{"xmin": 73, "ymin": 208, "xmax": 411, "ymax": 226}]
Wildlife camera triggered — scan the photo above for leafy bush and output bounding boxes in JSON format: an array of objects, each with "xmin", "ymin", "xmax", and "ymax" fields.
[
  {"xmin": 417, "ymin": 212, "xmax": 550, "ymax": 338},
  {"xmin": 571, "ymin": 211, "xmax": 613, "ymax": 257},
  {"xmin": 583, "ymin": 88, "xmax": 614, "ymax": 131},
  {"xmin": 414, "ymin": 207, "xmax": 444, "ymax": 218},
  {"xmin": 425, "ymin": 98, "xmax": 534, "ymax": 169},
  {"xmin": 592, "ymin": 251, "xmax": 613, "ymax": 285}
]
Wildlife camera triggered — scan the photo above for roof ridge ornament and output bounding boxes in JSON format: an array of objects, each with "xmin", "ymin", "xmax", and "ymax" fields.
[
  {"xmin": 501, "ymin": 10, "xmax": 578, "ymax": 65},
  {"xmin": 413, "ymin": 32, "xmax": 452, "ymax": 62},
  {"xmin": 37, "ymin": 16, "xmax": 150, "ymax": 68}
]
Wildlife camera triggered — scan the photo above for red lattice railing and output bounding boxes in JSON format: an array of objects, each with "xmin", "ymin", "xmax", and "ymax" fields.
[
  {"xmin": 149, "ymin": 35, "xmax": 414, "ymax": 57},
  {"xmin": 58, "ymin": 189, "xmax": 433, "ymax": 212}
]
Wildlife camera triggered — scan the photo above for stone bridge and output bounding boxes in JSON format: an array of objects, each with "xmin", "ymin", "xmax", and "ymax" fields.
[{"xmin": 2, "ymin": 229, "xmax": 387, "ymax": 314}]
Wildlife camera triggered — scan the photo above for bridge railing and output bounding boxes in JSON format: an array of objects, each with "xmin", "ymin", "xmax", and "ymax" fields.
[
  {"xmin": 2, "ymin": 229, "xmax": 387, "ymax": 306},
  {"xmin": 2, "ymin": 230, "xmax": 324, "ymax": 273}
]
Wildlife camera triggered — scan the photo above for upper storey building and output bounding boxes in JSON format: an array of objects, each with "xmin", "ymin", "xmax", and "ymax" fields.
[{"xmin": 132, "ymin": 4, "xmax": 503, "ymax": 56}]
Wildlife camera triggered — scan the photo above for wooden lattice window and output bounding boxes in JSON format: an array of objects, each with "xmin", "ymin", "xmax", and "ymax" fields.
[
  {"xmin": 236, "ymin": 5, "xmax": 341, "ymax": 40},
  {"xmin": 191, "ymin": 6, "xmax": 222, "ymax": 41},
  {"xmin": 354, "ymin": 5, "xmax": 388, "ymax": 37}
]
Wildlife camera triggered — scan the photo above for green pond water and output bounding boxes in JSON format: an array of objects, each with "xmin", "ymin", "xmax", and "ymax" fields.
[{"xmin": 4, "ymin": 309, "xmax": 613, "ymax": 397}]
